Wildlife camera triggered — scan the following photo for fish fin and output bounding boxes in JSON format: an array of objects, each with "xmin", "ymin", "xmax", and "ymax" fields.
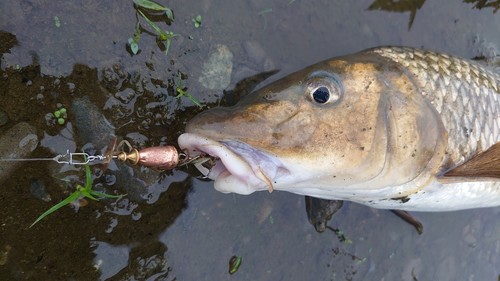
[
  {"xmin": 390, "ymin": 210, "xmax": 423, "ymax": 235},
  {"xmin": 442, "ymin": 142, "xmax": 500, "ymax": 179}
]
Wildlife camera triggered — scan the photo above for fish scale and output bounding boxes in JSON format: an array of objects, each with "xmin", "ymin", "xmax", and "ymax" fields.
[{"xmin": 373, "ymin": 46, "xmax": 500, "ymax": 167}]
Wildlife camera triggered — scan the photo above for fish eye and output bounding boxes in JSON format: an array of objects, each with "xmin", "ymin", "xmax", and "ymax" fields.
[
  {"xmin": 306, "ymin": 71, "xmax": 343, "ymax": 105},
  {"xmin": 311, "ymin": 86, "xmax": 330, "ymax": 104}
]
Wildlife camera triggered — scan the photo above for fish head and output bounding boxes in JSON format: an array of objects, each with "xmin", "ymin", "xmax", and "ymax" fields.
[{"xmin": 178, "ymin": 51, "xmax": 446, "ymax": 199}]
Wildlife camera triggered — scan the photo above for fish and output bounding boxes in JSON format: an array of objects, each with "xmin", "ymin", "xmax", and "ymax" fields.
[{"xmin": 178, "ymin": 46, "xmax": 500, "ymax": 211}]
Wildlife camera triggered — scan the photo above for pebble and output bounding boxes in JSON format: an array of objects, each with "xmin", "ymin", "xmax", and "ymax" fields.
[
  {"xmin": 67, "ymin": 82, "xmax": 75, "ymax": 93},
  {"xmin": 0, "ymin": 122, "xmax": 38, "ymax": 184},
  {"xmin": 198, "ymin": 44, "xmax": 233, "ymax": 90}
]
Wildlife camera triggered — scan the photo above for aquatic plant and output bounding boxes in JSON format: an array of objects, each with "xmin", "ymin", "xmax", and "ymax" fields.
[
  {"xmin": 128, "ymin": 0, "xmax": 176, "ymax": 56},
  {"xmin": 192, "ymin": 15, "xmax": 202, "ymax": 28},
  {"xmin": 30, "ymin": 161, "xmax": 125, "ymax": 228},
  {"xmin": 53, "ymin": 107, "xmax": 67, "ymax": 125},
  {"xmin": 176, "ymin": 78, "xmax": 202, "ymax": 107},
  {"xmin": 228, "ymin": 256, "xmax": 242, "ymax": 274}
]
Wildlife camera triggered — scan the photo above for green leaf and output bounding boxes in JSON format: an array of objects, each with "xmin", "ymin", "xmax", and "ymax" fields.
[
  {"xmin": 57, "ymin": 118, "xmax": 65, "ymax": 125},
  {"xmin": 30, "ymin": 191, "xmax": 81, "ymax": 228},
  {"xmin": 133, "ymin": 0, "xmax": 168, "ymax": 11},
  {"xmin": 164, "ymin": 37, "xmax": 171, "ymax": 56},
  {"xmin": 185, "ymin": 92, "xmax": 202, "ymax": 107},
  {"xmin": 138, "ymin": 10, "xmax": 163, "ymax": 34},
  {"xmin": 228, "ymin": 256, "xmax": 242, "ymax": 274},
  {"xmin": 54, "ymin": 16, "xmax": 61, "ymax": 28},
  {"xmin": 164, "ymin": 8, "xmax": 174, "ymax": 21},
  {"xmin": 80, "ymin": 188, "xmax": 99, "ymax": 201},
  {"xmin": 84, "ymin": 162, "xmax": 93, "ymax": 189},
  {"xmin": 90, "ymin": 190, "xmax": 127, "ymax": 199},
  {"xmin": 193, "ymin": 15, "xmax": 202, "ymax": 28},
  {"xmin": 30, "ymin": 159, "xmax": 127, "ymax": 227},
  {"xmin": 129, "ymin": 40, "xmax": 139, "ymax": 55},
  {"xmin": 176, "ymin": 79, "xmax": 202, "ymax": 107},
  {"xmin": 137, "ymin": 10, "xmax": 175, "ymax": 56},
  {"xmin": 54, "ymin": 110, "xmax": 61, "ymax": 118}
]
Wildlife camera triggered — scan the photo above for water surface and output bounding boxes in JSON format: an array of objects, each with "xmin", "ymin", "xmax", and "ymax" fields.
[{"xmin": 0, "ymin": 0, "xmax": 499, "ymax": 280}]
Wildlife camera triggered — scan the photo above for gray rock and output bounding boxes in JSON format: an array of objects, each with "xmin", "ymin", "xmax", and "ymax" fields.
[
  {"xmin": 0, "ymin": 122, "xmax": 38, "ymax": 184},
  {"xmin": 72, "ymin": 96, "xmax": 115, "ymax": 149},
  {"xmin": 198, "ymin": 44, "xmax": 233, "ymax": 90}
]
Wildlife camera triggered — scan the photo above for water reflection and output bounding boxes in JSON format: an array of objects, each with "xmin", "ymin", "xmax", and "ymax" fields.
[
  {"xmin": 1, "ymin": 0, "xmax": 500, "ymax": 278},
  {"xmin": 368, "ymin": 0, "xmax": 426, "ymax": 30},
  {"xmin": 465, "ymin": 0, "xmax": 499, "ymax": 12},
  {"xmin": 368, "ymin": 0, "xmax": 499, "ymax": 30},
  {"xmin": 94, "ymin": 176, "xmax": 192, "ymax": 279}
]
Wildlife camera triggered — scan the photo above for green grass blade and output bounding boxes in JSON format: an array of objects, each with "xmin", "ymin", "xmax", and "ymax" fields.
[
  {"xmin": 164, "ymin": 38, "xmax": 171, "ymax": 56},
  {"xmin": 90, "ymin": 190, "xmax": 127, "ymax": 199},
  {"xmin": 185, "ymin": 93, "xmax": 202, "ymax": 107},
  {"xmin": 164, "ymin": 8, "xmax": 174, "ymax": 21},
  {"xmin": 80, "ymin": 187, "xmax": 99, "ymax": 201},
  {"xmin": 133, "ymin": 0, "xmax": 167, "ymax": 11},
  {"xmin": 84, "ymin": 163, "xmax": 93, "ymax": 189},
  {"xmin": 138, "ymin": 10, "xmax": 164, "ymax": 35},
  {"xmin": 30, "ymin": 191, "xmax": 81, "ymax": 228}
]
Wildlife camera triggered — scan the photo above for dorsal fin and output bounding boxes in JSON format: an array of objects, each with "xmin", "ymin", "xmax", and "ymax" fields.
[{"xmin": 442, "ymin": 142, "xmax": 500, "ymax": 179}]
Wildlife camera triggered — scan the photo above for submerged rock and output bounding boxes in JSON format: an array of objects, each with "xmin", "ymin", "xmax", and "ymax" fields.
[
  {"xmin": 0, "ymin": 122, "xmax": 38, "ymax": 184},
  {"xmin": 30, "ymin": 178, "xmax": 51, "ymax": 202},
  {"xmin": 72, "ymin": 96, "xmax": 115, "ymax": 149},
  {"xmin": 198, "ymin": 44, "xmax": 233, "ymax": 90}
]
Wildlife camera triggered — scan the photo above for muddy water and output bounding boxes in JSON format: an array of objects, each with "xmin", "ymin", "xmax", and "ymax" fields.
[{"xmin": 0, "ymin": 0, "xmax": 499, "ymax": 280}]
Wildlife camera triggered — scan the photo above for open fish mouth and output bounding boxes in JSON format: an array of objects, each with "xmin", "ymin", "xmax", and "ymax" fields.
[{"xmin": 178, "ymin": 133, "xmax": 289, "ymax": 194}]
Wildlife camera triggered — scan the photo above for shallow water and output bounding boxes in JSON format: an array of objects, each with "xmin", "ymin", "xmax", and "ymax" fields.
[{"xmin": 0, "ymin": 0, "xmax": 499, "ymax": 280}]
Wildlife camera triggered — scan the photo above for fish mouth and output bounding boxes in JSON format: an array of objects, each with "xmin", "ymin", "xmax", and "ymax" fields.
[{"xmin": 178, "ymin": 133, "xmax": 289, "ymax": 194}]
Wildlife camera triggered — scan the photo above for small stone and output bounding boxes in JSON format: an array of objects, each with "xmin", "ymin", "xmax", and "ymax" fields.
[
  {"xmin": 67, "ymin": 82, "xmax": 75, "ymax": 92},
  {"xmin": 198, "ymin": 44, "xmax": 233, "ymax": 90}
]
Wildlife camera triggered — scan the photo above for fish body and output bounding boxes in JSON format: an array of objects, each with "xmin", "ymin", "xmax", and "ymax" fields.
[{"xmin": 178, "ymin": 47, "xmax": 500, "ymax": 211}]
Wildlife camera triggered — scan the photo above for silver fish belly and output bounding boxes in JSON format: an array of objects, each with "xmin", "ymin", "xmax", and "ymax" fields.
[{"xmin": 179, "ymin": 47, "xmax": 500, "ymax": 211}]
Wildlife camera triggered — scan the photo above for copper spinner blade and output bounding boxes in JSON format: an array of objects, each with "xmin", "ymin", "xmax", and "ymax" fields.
[{"xmin": 101, "ymin": 137, "xmax": 117, "ymax": 172}]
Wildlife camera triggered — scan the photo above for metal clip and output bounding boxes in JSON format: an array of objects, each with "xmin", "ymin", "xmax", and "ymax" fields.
[{"xmin": 54, "ymin": 150, "xmax": 106, "ymax": 165}]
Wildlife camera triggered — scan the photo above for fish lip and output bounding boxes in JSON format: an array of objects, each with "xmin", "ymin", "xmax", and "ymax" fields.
[{"xmin": 178, "ymin": 133, "xmax": 283, "ymax": 193}]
